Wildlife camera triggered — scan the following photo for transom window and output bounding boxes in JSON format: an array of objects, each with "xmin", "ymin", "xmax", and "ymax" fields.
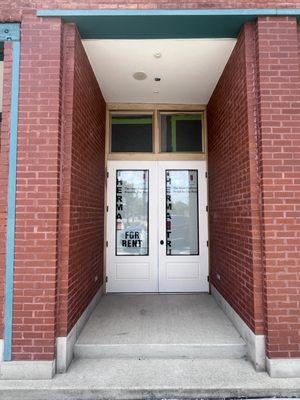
[
  {"xmin": 111, "ymin": 114, "xmax": 153, "ymax": 153},
  {"xmin": 109, "ymin": 110, "xmax": 205, "ymax": 154},
  {"xmin": 160, "ymin": 114, "xmax": 203, "ymax": 153}
]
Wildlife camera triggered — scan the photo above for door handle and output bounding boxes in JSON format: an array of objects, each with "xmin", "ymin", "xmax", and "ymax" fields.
[{"xmin": 160, "ymin": 240, "xmax": 164, "ymax": 245}]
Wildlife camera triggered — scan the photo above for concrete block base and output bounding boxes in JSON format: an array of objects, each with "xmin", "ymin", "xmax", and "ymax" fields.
[
  {"xmin": 267, "ymin": 357, "xmax": 300, "ymax": 378},
  {"xmin": 0, "ymin": 340, "xmax": 3, "ymax": 362},
  {"xmin": 0, "ymin": 360, "xmax": 55, "ymax": 380},
  {"xmin": 211, "ymin": 284, "xmax": 266, "ymax": 371},
  {"xmin": 56, "ymin": 285, "xmax": 104, "ymax": 373}
]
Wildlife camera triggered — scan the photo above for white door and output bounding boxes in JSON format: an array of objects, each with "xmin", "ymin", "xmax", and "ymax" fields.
[
  {"xmin": 158, "ymin": 161, "xmax": 208, "ymax": 292},
  {"xmin": 106, "ymin": 160, "xmax": 208, "ymax": 292},
  {"xmin": 106, "ymin": 161, "xmax": 158, "ymax": 292}
]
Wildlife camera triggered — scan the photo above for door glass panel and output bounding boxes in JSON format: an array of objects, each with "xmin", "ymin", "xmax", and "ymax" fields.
[
  {"xmin": 165, "ymin": 170, "xmax": 199, "ymax": 255},
  {"xmin": 116, "ymin": 170, "xmax": 149, "ymax": 256}
]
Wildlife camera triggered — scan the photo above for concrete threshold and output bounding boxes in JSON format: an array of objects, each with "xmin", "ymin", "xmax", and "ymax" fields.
[
  {"xmin": 75, "ymin": 342, "xmax": 247, "ymax": 359},
  {"xmin": 0, "ymin": 358, "xmax": 300, "ymax": 400}
]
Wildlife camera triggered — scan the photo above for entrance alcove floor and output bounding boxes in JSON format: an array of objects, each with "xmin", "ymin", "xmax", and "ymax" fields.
[
  {"xmin": 1, "ymin": 295, "xmax": 300, "ymax": 399},
  {"xmin": 74, "ymin": 293, "xmax": 247, "ymax": 359}
]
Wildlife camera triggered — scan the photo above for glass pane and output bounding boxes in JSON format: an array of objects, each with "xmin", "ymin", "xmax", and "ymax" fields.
[
  {"xmin": 111, "ymin": 115, "xmax": 153, "ymax": 152},
  {"xmin": 166, "ymin": 170, "xmax": 199, "ymax": 255},
  {"xmin": 161, "ymin": 114, "xmax": 203, "ymax": 152},
  {"xmin": 116, "ymin": 170, "xmax": 149, "ymax": 256}
]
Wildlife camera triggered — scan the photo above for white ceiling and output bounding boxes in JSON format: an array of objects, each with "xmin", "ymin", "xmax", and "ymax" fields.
[
  {"xmin": 0, "ymin": 62, "xmax": 3, "ymax": 112},
  {"xmin": 83, "ymin": 39, "xmax": 236, "ymax": 105}
]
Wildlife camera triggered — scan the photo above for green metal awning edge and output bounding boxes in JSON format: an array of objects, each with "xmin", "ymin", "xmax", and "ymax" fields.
[{"xmin": 36, "ymin": 9, "xmax": 300, "ymax": 39}]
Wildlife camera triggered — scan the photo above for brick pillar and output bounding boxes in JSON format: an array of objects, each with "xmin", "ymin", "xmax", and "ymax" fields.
[
  {"xmin": 55, "ymin": 24, "xmax": 106, "ymax": 373},
  {"xmin": 1, "ymin": 15, "xmax": 105, "ymax": 378},
  {"xmin": 207, "ymin": 23, "xmax": 265, "ymax": 371},
  {"xmin": 255, "ymin": 17, "xmax": 300, "ymax": 377},
  {"xmin": 7, "ymin": 13, "xmax": 64, "ymax": 377}
]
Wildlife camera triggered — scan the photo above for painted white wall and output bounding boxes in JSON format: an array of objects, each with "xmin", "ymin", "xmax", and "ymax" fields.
[
  {"xmin": 82, "ymin": 39, "xmax": 236, "ymax": 104},
  {"xmin": 0, "ymin": 61, "xmax": 3, "ymax": 112}
]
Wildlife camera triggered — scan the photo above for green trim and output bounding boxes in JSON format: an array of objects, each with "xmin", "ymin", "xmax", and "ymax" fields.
[
  {"xmin": 112, "ymin": 118, "xmax": 152, "ymax": 125},
  {"xmin": 0, "ymin": 24, "xmax": 20, "ymax": 41},
  {"xmin": 171, "ymin": 117, "xmax": 177, "ymax": 152},
  {"xmin": 2, "ymin": 23, "xmax": 21, "ymax": 362},
  {"xmin": 0, "ymin": 23, "xmax": 20, "ymax": 61},
  {"xmin": 37, "ymin": 8, "xmax": 300, "ymax": 17},
  {"xmin": 36, "ymin": 9, "xmax": 300, "ymax": 39},
  {"xmin": 171, "ymin": 115, "xmax": 202, "ymax": 121}
]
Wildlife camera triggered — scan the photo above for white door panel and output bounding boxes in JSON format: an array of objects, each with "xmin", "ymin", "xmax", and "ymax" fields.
[
  {"xmin": 106, "ymin": 160, "xmax": 208, "ymax": 293},
  {"xmin": 106, "ymin": 161, "xmax": 158, "ymax": 292},
  {"xmin": 158, "ymin": 161, "xmax": 209, "ymax": 292}
]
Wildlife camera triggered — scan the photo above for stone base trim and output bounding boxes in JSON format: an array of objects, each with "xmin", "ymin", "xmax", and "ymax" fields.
[
  {"xmin": 0, "ymin": 360, "xmax": 55, "ymax": 380},
  {"xmin": 211, "ymin": 284, "xmax": 266, "ymax": 371},
  {"xmin": 56, "ymin": 285, "xmax": 104, "ymax": 373},
  {"xmin": 0, "ymin": 339, "xmax": 3, "ymax": 362},
  {"xmin": 267, "ymin": 357, "xmax": 300, "ymax": 378}
]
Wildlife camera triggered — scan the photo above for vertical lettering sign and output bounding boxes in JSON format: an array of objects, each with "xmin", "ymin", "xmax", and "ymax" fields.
[
  {"xmin": 166, "ymin": 171, "xmax": 172, "ymax": 254},
  {"xmin": 116, "ymin": 170, "xmax": 149, "ymax": 256},
  {"xmin": 165, "ymin": 170, "xmax": 199, "ymax": 256}
]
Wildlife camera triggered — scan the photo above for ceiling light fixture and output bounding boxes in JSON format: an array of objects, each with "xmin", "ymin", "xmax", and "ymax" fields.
[
  {"xmin": 133, "ymin": 71, "xmax": 147, "ymax": 80},
  {"xmin": 154, "ymin": 52, "xmax": 162, "ymax": 58}
]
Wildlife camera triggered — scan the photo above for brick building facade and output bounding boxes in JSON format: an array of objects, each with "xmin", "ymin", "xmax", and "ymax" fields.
[{"xmin": 0, "ymin": 0, "xmax": 299, "ymax": 380}]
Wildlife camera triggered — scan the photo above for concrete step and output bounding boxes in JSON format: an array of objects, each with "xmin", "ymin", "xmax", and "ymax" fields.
[
  {"xmin": 74, "ymin": 294, "xmax": 248, "ymax": 360},
  {"xmin": 1, "ymin": 358, "xmax": 300, "ymax": 400},
  {"xmin": 74, "ymin": 341, "xmax": 247, "ymax": 359}
]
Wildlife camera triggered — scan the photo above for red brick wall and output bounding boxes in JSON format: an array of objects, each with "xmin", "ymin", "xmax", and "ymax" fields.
[
  {"xmin": 57, "ymin": 24, "xmax": 106, "ymax": 337},
  {"xmin": 1, "ymin": 1, "xmax": 300, "ymax": 22},
  {"xmin": 255, "ymin": 17, "xmax": 300, "ymax": 359},
  {"xmin": 0, "ymin": 43, "xmax": 13, "ymax": 340},
  {"xmin": 208, "ymin": 17, "xmax": 300, "ymax": 359},
  {"xmin": 12, "ymin": 13, "xmax": 63, "ymax": 361},
  {"xmin": 56, "ymin": 24, "xmax": 75, "ymax": 340},
  {"xmin": 207, "ymin": 24, "xmax": 264, "ymax": 335},
  {"xmin": 8, "ymin": 14, "xmax": 105, "ymax": 359}
]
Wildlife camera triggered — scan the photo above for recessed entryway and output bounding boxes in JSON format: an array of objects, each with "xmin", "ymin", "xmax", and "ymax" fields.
[
  {"xmin": 75, "ymin": 294, "xmax": 246, "ymax": 359},
  {"xmin": 106, "ymin": 160, "xmax": 208, "ymax": 292}
]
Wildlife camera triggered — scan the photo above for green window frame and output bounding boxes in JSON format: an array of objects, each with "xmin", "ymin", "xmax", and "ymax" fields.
[
  {"xmin": 160, "ymin": 113, "xmax": 204, "ymax": 153},
  {"xmin": 111, "ymin": 117, "xmax": 152, "ymax": 125},
  {"xmin": 170, "ymin": 114, "xmax": 203, "ymax": 152}
]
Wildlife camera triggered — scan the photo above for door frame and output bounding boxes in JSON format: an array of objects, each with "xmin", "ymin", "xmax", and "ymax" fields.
[
  {"xmin": 103, "ymin": 103, "xmax": 209, "ymax": 293},
  {"xmin": 105, "ymin": 159, "xmax": 208, "ymax": 293}
]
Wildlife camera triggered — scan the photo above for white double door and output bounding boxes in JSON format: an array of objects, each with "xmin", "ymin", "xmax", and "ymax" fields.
[{"xmin": 106, "ymin": 161, "xmax": 208, "ymax": 293}]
